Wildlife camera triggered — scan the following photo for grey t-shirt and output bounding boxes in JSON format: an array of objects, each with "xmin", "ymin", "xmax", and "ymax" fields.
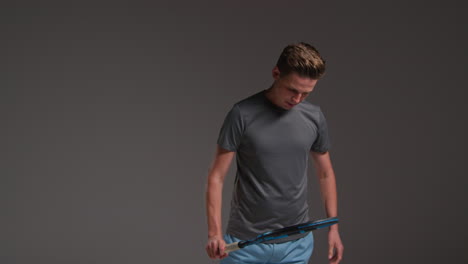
[{"xmin": 217, "ymin": 89, "xmax": 331, "ymax": 242}]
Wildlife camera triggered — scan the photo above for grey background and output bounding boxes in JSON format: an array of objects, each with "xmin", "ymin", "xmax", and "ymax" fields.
[{"xmin": 1, "ymin": 1, "xmax": 467, "ymax": 263}]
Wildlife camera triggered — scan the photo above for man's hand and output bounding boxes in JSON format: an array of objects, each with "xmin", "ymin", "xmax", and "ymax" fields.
[
  {"xmin": 205, "ymin": 236, "xmax": 228, "ymax": 260},
  {"xmin": 328, "ymin": 229, "xmax": 344, "ymax": 264}
]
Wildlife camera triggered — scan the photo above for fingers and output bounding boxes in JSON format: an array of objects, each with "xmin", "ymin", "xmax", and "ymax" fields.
[
  {"xmin": 328, "ymin": 243, "xmax": 344, "ymax": 264},
  {"xmin": 206, "ymin": 239, "xmax": 220, "ymax": 259},
  {"xmin": 206, "ymin": 238, "xmax": 228, "ymax": 260},
  {"xmin": 216, "ymin": 240, "xmax": 228, "ymax": 259},
  {"xmin": 328, "ymin": 246, "xmax": 334, "ymax": 261}
]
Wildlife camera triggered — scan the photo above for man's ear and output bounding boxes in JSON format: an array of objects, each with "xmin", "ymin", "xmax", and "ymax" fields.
[{"xmin": 272, "ymin": 66, "xmax": 281, "ymax": 80}]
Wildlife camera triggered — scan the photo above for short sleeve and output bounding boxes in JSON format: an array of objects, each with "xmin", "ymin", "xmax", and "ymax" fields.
[
  {"xmin": 217, "ymin": 104, "xmax": 244, "ymax": 152},
  {"xmin": 311, "ymin": 108, "xmax": 331, "ymax": 153}
]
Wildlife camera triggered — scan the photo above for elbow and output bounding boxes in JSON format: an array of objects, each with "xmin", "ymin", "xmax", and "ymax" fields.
[
  {"xmin": 317, "ymin": 168, "xmax": 335, "ymax": 180},
  {"xmin": 207, "ymin": 173, "xmax": 224, "ymax": 189}
]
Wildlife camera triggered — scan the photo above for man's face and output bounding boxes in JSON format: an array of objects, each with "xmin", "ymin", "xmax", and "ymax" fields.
[{"xmin": 266, "ymin": 67, "xmax": 318, "ymax": 110}]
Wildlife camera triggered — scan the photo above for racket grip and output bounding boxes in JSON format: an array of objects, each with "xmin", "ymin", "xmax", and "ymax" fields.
[{"xmin": 224, "ymin": 242, "xmax": 240, "ymax": 253}]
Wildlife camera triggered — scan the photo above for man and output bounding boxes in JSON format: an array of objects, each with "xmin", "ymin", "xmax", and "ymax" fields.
[{"xmin": 205, "ymin": 42, "xmax": 343, "ymax": 264}]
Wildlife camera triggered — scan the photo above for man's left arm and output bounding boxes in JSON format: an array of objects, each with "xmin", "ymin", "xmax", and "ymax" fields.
[{"xmin": 310, "ymin": 151, "xmax": 344, "ymax": 264}]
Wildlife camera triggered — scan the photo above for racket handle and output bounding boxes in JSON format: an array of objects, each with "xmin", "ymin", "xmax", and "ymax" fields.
[{"xmin": 224, "ymin": 242, "xmax": 240, "ymax": 253}]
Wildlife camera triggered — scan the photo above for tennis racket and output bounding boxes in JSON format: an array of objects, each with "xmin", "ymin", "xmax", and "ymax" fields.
[{"xmin": 224, "ymin": 217, "xmax": 339, "ymax": 253}]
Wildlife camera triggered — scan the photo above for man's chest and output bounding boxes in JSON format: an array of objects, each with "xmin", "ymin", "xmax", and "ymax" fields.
[{"xmin": 239, "ymin": 111, "xmax": 318, "ymax": 156}]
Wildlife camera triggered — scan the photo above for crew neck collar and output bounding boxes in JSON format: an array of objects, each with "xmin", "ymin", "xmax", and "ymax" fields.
[{"xmin": 261, "ymin": 89, "xmax": 289, "ymax": 112}]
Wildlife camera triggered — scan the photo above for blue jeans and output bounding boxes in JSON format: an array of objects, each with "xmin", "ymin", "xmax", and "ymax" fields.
[{"xmin": 221, "ymin": 232, "xmax": 314, "ymax": 264}]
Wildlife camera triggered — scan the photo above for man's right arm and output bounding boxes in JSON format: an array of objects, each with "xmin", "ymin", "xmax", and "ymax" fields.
[{"xmin": 205, "ymin": 145, "xmax": 235, "ymax": 260}]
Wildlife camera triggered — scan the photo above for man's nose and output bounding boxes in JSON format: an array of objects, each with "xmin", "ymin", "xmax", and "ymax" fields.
[{"xmin": 292, "ymin": 94, "xmax": 302, "ymax": 103}]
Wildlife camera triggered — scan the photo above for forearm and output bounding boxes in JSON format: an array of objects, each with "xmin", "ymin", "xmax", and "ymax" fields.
[
  {"xmin": 318, "ymin": 169, "xmax": 339, "ymax": 230},
  {"xmin": 206, "ymin": 174, "xmax": 224, "ymax": 238}
]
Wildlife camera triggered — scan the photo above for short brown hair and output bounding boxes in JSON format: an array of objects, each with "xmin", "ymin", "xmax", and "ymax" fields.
[{"xmin": 276, "ymin": 42, "xmax": 326, "ymax": 79}]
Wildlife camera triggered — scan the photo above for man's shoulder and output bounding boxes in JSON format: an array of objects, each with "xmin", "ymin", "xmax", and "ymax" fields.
[
  {"xmin": 296, "ymin": 101, "xmax": 327, "ymax": 125},
  {"xmin": 230, "ymin": 90, "xmax": 265, "ymax": 113},
  {"xmin": 235, "ymin": 90, "xmax": 264, "ymax": 106},
  {"xmin": 298, "ymin": 100, "xmax": 323, "ymax": 113}
]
